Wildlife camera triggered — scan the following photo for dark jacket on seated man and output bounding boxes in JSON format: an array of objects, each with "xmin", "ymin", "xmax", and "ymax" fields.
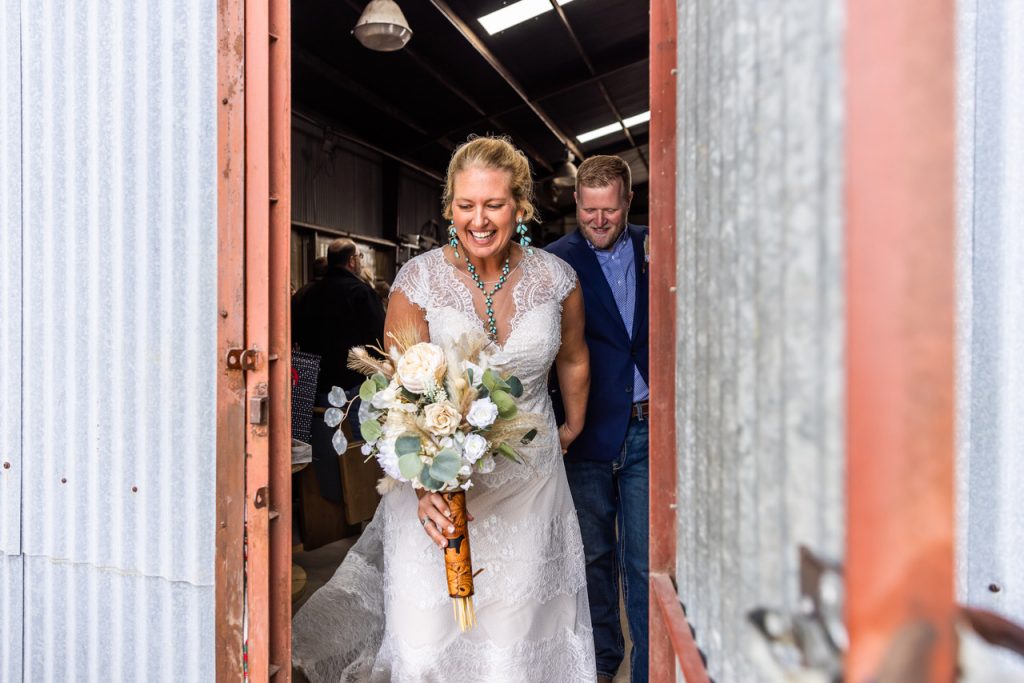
[{"xmin": 292, "ymin": 239, "xmax": 385, "ymax": 396}]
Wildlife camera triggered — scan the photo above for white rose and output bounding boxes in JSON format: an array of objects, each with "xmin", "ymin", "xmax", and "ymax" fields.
[
  {"xmin": 376, "ymin": 438, "xmax": 403, "ymax": 481},
  {"xmin": 463, "ymin": 433, "xmax": 488, "ymax": 464},
  {"xmin": 421, "ymin": 401, "xmax": 461, "ymax": 437},
  {"xmin": 476, "ymin": 454, "xmax": 496, "ymax": 474},
  {"xmin": 396, "ymin": 343, "xmax": 447, "ymax": 394},
  {"xmin": 466, "ymin": 398, "xmax": 499, "ymax": 429}
]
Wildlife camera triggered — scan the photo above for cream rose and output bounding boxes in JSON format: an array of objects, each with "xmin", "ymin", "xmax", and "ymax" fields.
[
  {"xmin": 421, "ymin": 401, "xmax": 461, "ymax": 437},
  {"xmin": 396, "ymin": 342, "xmax": 447, "ymax": 393}
]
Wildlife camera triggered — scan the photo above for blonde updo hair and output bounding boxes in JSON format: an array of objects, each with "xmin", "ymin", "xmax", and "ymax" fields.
[{"xmin": 442, "ymin": 135, "xmax": 537, "ymax": 223}]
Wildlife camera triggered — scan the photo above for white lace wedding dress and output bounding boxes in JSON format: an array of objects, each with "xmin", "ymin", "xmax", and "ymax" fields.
[{"xmin": 292, "ymin": 246, "xmax": 596, "ymax": 682}]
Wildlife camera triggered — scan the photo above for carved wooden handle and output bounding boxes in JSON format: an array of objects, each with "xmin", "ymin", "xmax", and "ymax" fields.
[{"xmin": 442, "ymin": 491, "xmax": 474, "ymax": 598}]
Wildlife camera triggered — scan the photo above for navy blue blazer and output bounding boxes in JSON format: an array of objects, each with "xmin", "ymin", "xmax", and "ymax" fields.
[{"xmin": 547, "ymin": 224, "xmax": 650, "ymax": 462}]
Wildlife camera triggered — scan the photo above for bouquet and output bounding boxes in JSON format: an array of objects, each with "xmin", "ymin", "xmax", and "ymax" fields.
[{"xmin": 325, "ymin": 328, "xmax": 543, "ymax": 630}]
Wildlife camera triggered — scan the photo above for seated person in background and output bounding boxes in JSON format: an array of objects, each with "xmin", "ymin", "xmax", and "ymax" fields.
[{"xmin": 293, "ymin": 238, "xmax": 384, "ymax": 399}]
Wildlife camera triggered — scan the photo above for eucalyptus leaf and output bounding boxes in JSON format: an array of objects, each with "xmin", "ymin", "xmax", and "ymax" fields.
[
  {"xmin": 372, "ymin": 372, "xmax": 389, "ymax": 390},
  {"xmin": 332, "ymin": 429, "xmax": 348, "ymax": 455},
  {"xmin": 483, "ymin": 369, "xmax": 510, "ymax": 392},
  {"xmin": 429, "ymin": 448, "xmax": 461, "ymax": 483},
  {"xmin": 505, "ymin": 375, "xmax": 523, "ymax": 398},
  {"xmin": 466, "ymin": 368, "xmax": 475, "ymax": 386},
  {"xmin": 490, "ymin": 389, "xmax": 517, "ymax": 419},
  {"xmin": 398, "ymin": 453, "xmax": 424, "ymax": 480},
  {"xmin": 323, "ymin": 407, "xmax": 343, "ymax": 428},
  {"xmin": 360, "ymin": 419, "xmax": 382, "ymax": 442},
  {"xmin": 359, "ymin": 379, "xmax": 378, "ymax": 401},
  {"xmin": 520, "ymin": 428, "xmax": 538, "ymax": 445},
  {"xmin": 475, "ymin": 385, "xmax": 489, "ymax": 399},
  {"xmin": 497, "ymin": 442, "xmax": 523, "ymax": 463},
  {"xmin": 328, "ymin": 386, "xmax": 347, "ymax": 408},
  {"xmin": 401, "ymin": 387, "xmax": 420, "ymax": 402},
  {"xmin": 395, "ymin": 434, "xmax": 421, "ymax": 457},
  {"xmin": 419, "ymin": 469, "xmax": 444, "ymax": 491}
]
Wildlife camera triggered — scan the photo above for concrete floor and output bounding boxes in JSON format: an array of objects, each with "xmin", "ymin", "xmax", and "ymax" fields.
[{"xmin": 292, "ymin": 538, "xmax": 633, "ymax": 682}]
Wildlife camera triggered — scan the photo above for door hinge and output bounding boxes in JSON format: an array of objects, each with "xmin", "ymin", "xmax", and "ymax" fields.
[{"xmin": 226, "ymin": 347, "xmax": 263, "ymax": 372}]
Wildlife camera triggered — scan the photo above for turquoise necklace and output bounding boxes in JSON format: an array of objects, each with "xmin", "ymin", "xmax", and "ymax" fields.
[{"xmin": 465, "ymin": 252, "xmax": 512, "ymax": 340}]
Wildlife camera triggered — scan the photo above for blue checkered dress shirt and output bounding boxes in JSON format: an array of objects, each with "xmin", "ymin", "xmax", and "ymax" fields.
[{"xmin": 588, "ymin": 229, "xmax": 649, "ymax": 402}]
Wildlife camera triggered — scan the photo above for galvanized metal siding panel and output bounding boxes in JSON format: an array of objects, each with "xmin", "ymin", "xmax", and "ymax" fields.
[
  {"xmin": 22, "ymin": 556, "xmax": 214, "ymax": 682},
  {"xmin": 18, "ymin": 0, "xmax": 217, "ymax": 677},
  {"xmin": 398, "ymin": 168, "xmax": 442, "ymax": 239},
  {"xmin": 675, "ymin": 0, "xmax": 845, "ymax": 679},
  {"xmin": 0, "ymin": 0, "xmax": 22, "ymax": 557},
  {"xmin": 0, "ymin": 556, "xmax": 23, "ymax": 683},
  {"xmin": 292, "ymin": 121, "xmax": 384, "ymax": 235},
  {"xmin": 957, "ymin": 0, "xmax": 1024, "ymax": 622}
]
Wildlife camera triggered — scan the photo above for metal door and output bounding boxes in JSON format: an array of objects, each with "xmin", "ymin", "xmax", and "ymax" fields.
[{"xmin": 217, "ymin": 0, "xmax": 292, "ymax": 677}]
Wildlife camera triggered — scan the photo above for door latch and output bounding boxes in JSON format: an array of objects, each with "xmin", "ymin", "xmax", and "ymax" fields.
[
  {"xmin": 250, "ymin": 395, "xmax": 269, "ymax": 425},
  {"xmin": 226, "ymin": 347, "xmax": 263, "ymax": 372}
]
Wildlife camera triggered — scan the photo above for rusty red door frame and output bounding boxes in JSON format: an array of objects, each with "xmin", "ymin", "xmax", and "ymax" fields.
[
  {"xmin": 648, "ymin": 1, "xmax": 709, "ymax": 681},
  {"xmin": 268, "ymin": 0, "xmax": 293, "ymax": 675},
  {"xmin": 217, "ymin": 0, "xmax": 291, "ymax": 678},
  {"xmin": 216, "ymin": 0, "xmax": 247, "ymax": 678},
  {"xmin": 844, "ymin": 0, "xmax": 957, "ymax": 681}
]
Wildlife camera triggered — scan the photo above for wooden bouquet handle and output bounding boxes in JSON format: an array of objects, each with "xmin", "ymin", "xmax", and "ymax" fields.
[
  {"xmin": 442, "ymin": 491, "xmax": 476, "ymax": 630},
  {"xmin": 442, "ymin": 491, "xmax": 474, "ymax": 598}
]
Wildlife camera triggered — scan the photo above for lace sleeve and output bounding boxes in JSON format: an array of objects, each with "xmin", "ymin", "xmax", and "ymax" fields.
[
  {"xmin": 546, "ymin": 252, "xmax": 578, "ymax": 304},
  {"xmin": 390, "ymin": 252, "xmax": 433, "ymax": 311}
]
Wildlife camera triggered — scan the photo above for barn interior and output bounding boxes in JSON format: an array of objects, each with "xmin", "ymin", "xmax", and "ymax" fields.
[{"xmin": 288, "ymin": 3, "xmax": 649, "ymax": 678}]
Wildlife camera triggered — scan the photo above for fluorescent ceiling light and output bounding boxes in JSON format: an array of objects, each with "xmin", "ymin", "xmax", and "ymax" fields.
[
  {"xmin": 478, "ymin": 0, "xmax": 573, "ymax": 35},
  {"xmin": 576, "ymin": 110, "xmax": 651, "ymax": 144}
]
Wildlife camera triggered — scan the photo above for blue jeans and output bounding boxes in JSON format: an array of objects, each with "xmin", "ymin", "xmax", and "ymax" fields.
[{"xmin": 565, "ymin": 417, "xmax": 649, "ymax": 682}]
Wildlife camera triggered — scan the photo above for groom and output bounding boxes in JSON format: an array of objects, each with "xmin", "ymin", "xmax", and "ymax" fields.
[{"xmin": 548, "ymin": 155, "xmax": 650, "ymax": 682}]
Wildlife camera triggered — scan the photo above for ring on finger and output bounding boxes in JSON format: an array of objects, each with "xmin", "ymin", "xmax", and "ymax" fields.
[{"xmin": 420, "ymin": 517, "xmax": 429, "ymax": 527}]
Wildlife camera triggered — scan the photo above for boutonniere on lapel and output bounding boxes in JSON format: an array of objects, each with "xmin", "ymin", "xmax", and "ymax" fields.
[{"xmin": 643, "ymin": 234, "xmax": 650, "ymax": 274}]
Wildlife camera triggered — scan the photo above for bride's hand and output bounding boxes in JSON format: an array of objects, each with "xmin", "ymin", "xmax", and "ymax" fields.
[
  {"xmin": 558, "ymin": 423, "xmax": 579, "ymax": 454},
  {"xmin": 416, "ymin": 491, "xmax": 473, "ymax": 549}
]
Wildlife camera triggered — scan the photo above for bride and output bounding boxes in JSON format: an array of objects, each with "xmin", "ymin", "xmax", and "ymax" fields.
[{"xmin": 292, "ymin": 136, "xmax": 596, "ymax": 682}]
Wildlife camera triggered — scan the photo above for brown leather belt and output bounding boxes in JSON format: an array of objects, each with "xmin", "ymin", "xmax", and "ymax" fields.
[{"xmin": 631, "ymin": 400, "xmax": 650, "ymax": 420}]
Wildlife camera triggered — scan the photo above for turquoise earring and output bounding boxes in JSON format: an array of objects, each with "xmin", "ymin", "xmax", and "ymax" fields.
[
  {"xmin": 448, "ymin": 220, "xmax": 460, "ymax": 258},
  {"xmin": 516, "ymin": 219, "xmax": 532, "ymax": 253}
]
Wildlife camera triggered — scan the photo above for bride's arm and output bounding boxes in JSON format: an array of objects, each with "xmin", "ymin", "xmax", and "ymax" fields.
[
  {"xmin": 554, "ymin": 285, "xmax": 589, "ymax": 453},
  {"xmin": 383, "ymin": 290, "xmax": 430, "ymax": 347}
]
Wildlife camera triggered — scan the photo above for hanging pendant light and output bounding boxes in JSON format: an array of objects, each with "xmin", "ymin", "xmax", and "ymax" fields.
[
  {"xmin": 552, "ymin": 150, "xmax": 578, "ymax": 188},
  {"xmin": 353, "ymin": 0, "xmax": 413, "ymax": 52}
]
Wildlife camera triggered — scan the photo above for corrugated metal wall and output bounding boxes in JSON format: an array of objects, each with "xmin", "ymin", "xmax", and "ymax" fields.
[
  {"xmin": 956, "ymin": 0, "xmax": 1024, "ymax": 623},
  {"xmin": 397, "ymin": 167, "xmax": 442, "ymax": 239},
  {"xmin": 5, "ymin": 0, "xmax": 219, "ymax": 679},
  {"xmin": 0, "ymin": 0, "xmax": 24, "ymax": 679},
  {"xmin": 674, "ymin": 1, "xmax": 845, "ymax": 680},
  {"xmin": 291, "ymin": 118, "xmax": 384, "ymax": 236}
]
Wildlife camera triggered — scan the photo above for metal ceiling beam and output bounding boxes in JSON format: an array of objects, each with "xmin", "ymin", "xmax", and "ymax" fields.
[
  {"xmin": 401, "ymin": 49, "xmax": 554, "ymax": 172},
  {"xmin": 423, "ymin": 55, "xmax": 650, "ymax": 150},
  {"xmin": 429, "ymin": 0, "xmax": 584, "ymax": 161},
  {"xmin": 548, "ymin": 0, "xmax": 648, "ymax": 170},
  {"xmin": 339, "ymin": 0, "xmax": 553, "ymax": 172}
]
